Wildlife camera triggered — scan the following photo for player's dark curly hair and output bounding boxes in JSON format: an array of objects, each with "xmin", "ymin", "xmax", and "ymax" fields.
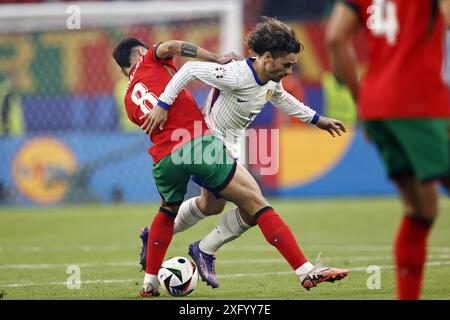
[
  {"xmin": 245, "ymin": 17, "xmax": 303, "ymax": 58},
  {"xmin": 112, "ymin": 37, "xmax": 148, "ymax": 68}
]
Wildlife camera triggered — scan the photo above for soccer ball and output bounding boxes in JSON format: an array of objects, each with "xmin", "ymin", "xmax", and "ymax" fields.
[{"xmin": 158, "ymin": 256, "xmax": 198, "ymax": 296}]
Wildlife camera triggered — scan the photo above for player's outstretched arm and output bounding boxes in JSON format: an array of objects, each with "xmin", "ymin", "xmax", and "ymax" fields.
[
  {"xmin": 270, "ymin": 85, "xmax": 318, "ymax": 123},
  {"xmin": 156, "ymin": 40, "xmax": 243, "ymax": 64},
  {"xmin": 325, "ymin": 2, "xmax": 360, "ymax": 101},
  {"xmin": 270, "ymin": 83, "xmax": 346, "ymax": 138}
]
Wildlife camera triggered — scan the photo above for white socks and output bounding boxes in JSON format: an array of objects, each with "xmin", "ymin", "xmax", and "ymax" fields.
[
  {"xmin": 295, "ymin": 261, "xmax": 315, "ymax": 276},
  {"xmin": 173, "ymin": 197, "xmax": 206, "ymax": 234},
  {"xmin": 173, "ymin": 197, "xmax": 253, "ymax": 256},
  {"xmin": 199, "ymin": 208, "xmax": 252, "ymax": 255},
  {"xmin": 143, "ymin": 273, "xmax": 159, "ymax": 288}
]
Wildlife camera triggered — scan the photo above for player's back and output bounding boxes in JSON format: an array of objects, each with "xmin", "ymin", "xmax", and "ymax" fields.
[
  {"xmin": 347, "ymin": 0, "xmax": 449, "ymax": 119},
  {"xmin": 124, "ymin": 45, "xmax": 210, "ymax": 162}
]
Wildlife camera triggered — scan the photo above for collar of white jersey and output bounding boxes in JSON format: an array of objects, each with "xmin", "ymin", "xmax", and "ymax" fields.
[{"xmin": 246, "ymin": 57, "xmax": 267, "ymax": 86}]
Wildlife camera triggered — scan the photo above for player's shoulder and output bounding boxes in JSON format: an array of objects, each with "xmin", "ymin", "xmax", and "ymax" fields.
[{"xmin": 229, "ymin": 58, "xmax": 255, "ymax": 79}]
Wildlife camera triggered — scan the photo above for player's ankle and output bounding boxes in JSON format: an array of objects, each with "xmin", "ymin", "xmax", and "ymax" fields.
[{"xmin": 295, "ymin": 261, "xmax": 314, "ymax": 276}]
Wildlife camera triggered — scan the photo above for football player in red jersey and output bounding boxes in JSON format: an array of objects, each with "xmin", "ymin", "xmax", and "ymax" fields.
[
  {"xmin": 326, "ymin": 0, "xmax": 450, "ymax": 299},
  {"xmin": 113, "ymin": 38, "xmax": 348, "ymax": 297}
]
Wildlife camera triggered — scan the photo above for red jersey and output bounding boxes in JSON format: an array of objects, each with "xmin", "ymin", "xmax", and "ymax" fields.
[
  {"xmin": 124, "ymin": 44, "xmax": 210, "ymax": 163},
  {"xmin": 345, "ymin": 0, "xmax": 450, "ymax": 119}
]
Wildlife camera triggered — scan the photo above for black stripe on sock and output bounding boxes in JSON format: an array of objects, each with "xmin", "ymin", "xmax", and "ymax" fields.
[
  {"xmin": 407, "ymin": 214, "xmax": 434, "ymax": 226},
  {"xmin": 159, "ymin": 207, "xmax": 177, "ymax": 218},
  {"xmin": 254, "ymin": 206, "xmax": 274, "ymax": 221}
]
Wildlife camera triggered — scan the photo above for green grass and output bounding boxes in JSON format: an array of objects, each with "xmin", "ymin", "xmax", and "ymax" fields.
[{"xmin": 0, "ymin": 197, "xmax": 449, "ymax": 300}]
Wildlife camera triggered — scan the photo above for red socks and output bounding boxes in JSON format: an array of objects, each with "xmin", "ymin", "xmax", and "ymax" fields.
[
  {"xmin": 145, "ymin": 208, "xmax": 176, "ymax": 275},
  {"xmin": 395, "ymin": 215, "xmax": 432, "ymax": 300},
  {"xmin": 255, "ymin": 207, "xmax": 308, "ymax": 270}
]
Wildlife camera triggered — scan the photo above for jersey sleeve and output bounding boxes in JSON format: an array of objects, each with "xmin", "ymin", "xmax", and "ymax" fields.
[
  {"xmin": 144, "ymin": 43, "xmax": 174, "ymax": 65},
  {"xmin": 158, "ymin": 61, "xmax": 240, "ymax": 108},
  {"xmin": 269, "ymin": 82, "xmax": 317, "ymax": 123}
]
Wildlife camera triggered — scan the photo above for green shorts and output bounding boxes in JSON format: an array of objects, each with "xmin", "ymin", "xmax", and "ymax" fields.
[
  {"xmin": 363, "ymin": 119, "xmax": 449, "ymax": 182},
  {"xmin": 152, "ymin": 135, "xmax": 236, "ymax": 205}
]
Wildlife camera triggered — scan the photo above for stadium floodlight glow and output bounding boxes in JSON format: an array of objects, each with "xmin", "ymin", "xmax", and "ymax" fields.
[{"xmin": 0, "ymin": 0, "xmax": 244, "ymax": 55}]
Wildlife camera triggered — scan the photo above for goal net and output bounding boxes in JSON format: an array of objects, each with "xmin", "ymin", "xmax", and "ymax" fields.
[{"xmin": 0, "ymin": 0, "xmax": 243, "ymax": 205}]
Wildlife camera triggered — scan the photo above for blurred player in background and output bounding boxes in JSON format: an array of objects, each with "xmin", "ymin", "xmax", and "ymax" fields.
[
  {"xmin": 326, "ymin": 0, "xmax": 450, "ymax": 299},
  {"xmin": 140, "ymin": 17, "xmax": 348, "ymax": 289},
  {"xmin": 114, "ymin": 37, "xmax": 348, "ymax": 296}
]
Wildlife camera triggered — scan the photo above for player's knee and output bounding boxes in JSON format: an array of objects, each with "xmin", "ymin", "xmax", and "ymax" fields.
[
  {"xmin": 196, "ymin": 196, "xmax": 226, "ymax": 216},
  {"xmin": 244, "ymin": 193, "xmax": 269, "ymax": 217}
]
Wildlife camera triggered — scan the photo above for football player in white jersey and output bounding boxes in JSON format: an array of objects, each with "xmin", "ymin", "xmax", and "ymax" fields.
[{"xmin": 140, "ymin": 17, "xmax": 347, "ymax": 289}]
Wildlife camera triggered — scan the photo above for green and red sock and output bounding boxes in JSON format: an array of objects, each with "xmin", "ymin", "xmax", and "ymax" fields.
[{"xmin": 255, "ymin": 206, "xmax": 308, "ymax": 270}]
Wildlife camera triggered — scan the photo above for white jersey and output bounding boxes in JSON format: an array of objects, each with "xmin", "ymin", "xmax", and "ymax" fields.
[{"xmin": 158, "ymin": 57, "xmax": 318, "ymax": 158}]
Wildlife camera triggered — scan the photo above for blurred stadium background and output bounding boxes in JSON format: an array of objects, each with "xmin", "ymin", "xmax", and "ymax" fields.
[
  {"xmin": 0, "ymin": 0, "xmax": 448, "ymax": 300},
  {"xmin": 0, "ymin": 0, "xmax": 392, "ymax": 205}
]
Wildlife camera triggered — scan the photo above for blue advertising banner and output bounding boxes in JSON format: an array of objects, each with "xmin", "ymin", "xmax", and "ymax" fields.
[{"xmin": 0, "ymin": 127, "xmax": 399, "ymax": 206}]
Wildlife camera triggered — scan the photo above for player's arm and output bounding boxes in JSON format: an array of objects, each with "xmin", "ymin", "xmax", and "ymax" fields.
[
  {"xmin": 140, "ymin": 61, "xmax": 241, "ymax": 134},
  {"xmin": 325, "ymin": 1, "xmax": 360, "ymax": 101},
  {"xmin": 157, "ymin": 61, "xmax": 239, "ymax": 108},
  {"xmin": 439, "ymin": 0, "xmax": 450, "ymax": 27},
  {"xmin": 155, "ymin": 40, "xmax": 242, "ymax": 64},
  {"xmin": 270, "ymin": 85, "xmax": 346, "ymax": 138}
]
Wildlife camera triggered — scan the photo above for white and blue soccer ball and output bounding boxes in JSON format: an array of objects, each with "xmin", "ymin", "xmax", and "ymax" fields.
[{"xmin": 158, "ymin": 256, "xmax": 198, "ymax": 296}]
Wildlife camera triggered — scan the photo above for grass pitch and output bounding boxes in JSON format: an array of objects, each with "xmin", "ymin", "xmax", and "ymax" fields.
[{"xmin": 0, "ymin": 197, "xmax": 449, "ymax": 300}]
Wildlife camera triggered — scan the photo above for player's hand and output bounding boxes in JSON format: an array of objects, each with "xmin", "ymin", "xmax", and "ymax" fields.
[
  {"xmin": 139, "ymin": 105, "xmax": 168, "ymax": 135},
  {"xmin": 216, "ymin": 52, "xmax": 244, "ymax": 64},
  {"xmin": 315, "ymin": 116, "xmax": 346, "ymax": 137}
]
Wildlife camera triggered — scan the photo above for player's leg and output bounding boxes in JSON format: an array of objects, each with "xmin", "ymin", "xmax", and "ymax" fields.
[
  {"xmin": 393, "ymin": 174, "xmax": 438, "ymax": 300},
  {"xmin": 174, "ymin": 175, "xmax": 257, "ymax": 288},
  {"xmin": 173, "ymin": 186, "xmax": 227, "ymax": 234},
  {"xmin": 140, "ymin": 152, "xmax": 191, "ymax": 297},
  {"xmin": 189, "ymin": 135, "xmax": 347, "ymax": 290},
  {"xmin": 391, "ymin": 119, "xmax": 448, "ymax": 300},
  {"xmin": 198, "ymin": 205, "xmax": 255, "ymax": 255},
  {"xmin": 217, "ymin": 163, "xmax": 348, "ymax": 290},
  {"xmin": 141, "ymin": 201, "xmax": 180, "ymax": 297},
  {"xmin": 365, "ymin": 119, "xmax": 448, "ymax": 299},
  {"xmin": 188, "ymin": 203, "xmax": 255, "ymax": 288}
]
